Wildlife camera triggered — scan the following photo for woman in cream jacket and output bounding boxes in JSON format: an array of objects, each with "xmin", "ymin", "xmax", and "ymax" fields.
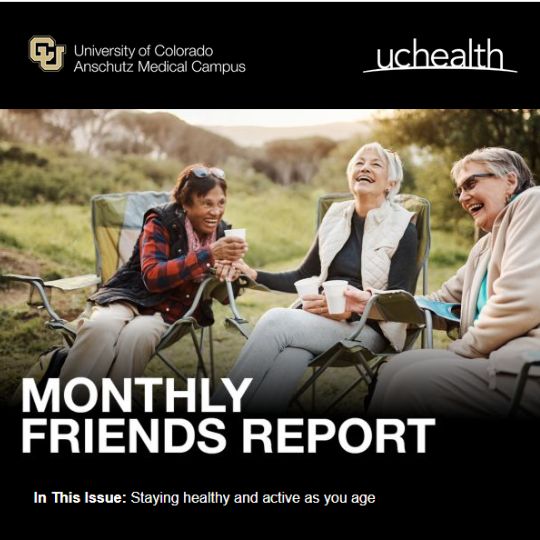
[{"xmin": 352, "ymin": 147, "xmax": 540, "ymax": 418}]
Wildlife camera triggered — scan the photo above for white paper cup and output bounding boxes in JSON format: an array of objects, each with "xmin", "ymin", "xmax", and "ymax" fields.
[
  {"xmin": 224, "ymin": 228, "xmax": 246, "ymax": 240},
  {"xmin": 322, "ymin": 280, "xmax": 348, "ymax": 314},
  {"xmin": 294, "ymin": 277, "xmax": 320, "ymax": 298}
]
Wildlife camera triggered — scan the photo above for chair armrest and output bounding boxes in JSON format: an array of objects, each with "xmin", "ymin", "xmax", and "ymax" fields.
[
  {"xmin": 44, "ymin": 274, "xmax": 101, "ymax": 291},
  {"xmin": 1, "ymin": 273, "xmax": 45, "ymax": 286},
  {"xmin": 1, "ymin": 273, "xmax": 64, "ymax": 323},
  {"xmin": 237, "ymin": 274, "xmax": 272, "ymax": 293},
  {"xmin": 368, "ymin": 290, "xmax": 426, "ymax": 324},
  {"xmin": 347, "ymin": 290, "xmax": 427, "ymax": 341}
]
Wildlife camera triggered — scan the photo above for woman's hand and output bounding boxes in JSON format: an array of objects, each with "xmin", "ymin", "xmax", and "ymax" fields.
[
  {"xmin": 210, "ymin": 237, "xmax": 247, "ymax": 262},
  {"xmin": 301, "ymin": 294, "xmax": 351, "ymax": 321},
  {"xmin": 230, "ymin": 259, "xmax": 257, "ymax": 281},
  {"xmin": 344, "ymin": 286, "xmax": 372, "ymax": 314},
  {"xmin": 301, "ymin": 294, "xmax": 328, "ymax": 316}
]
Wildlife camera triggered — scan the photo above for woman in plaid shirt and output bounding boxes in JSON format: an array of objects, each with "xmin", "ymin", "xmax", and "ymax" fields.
[{"xmin": 59, "ymin": 164, "xmax": 247, "ymax": 394}]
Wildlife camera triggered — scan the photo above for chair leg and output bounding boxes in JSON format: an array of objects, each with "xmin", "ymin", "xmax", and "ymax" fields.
[
  {"xmin": 325, "ymin": 374, "xmax": 366, "ymax": 413},
  {"xmin": 154, "ymin": 351, "xmax": 188, "ymax": 382},
  {"xmin": 197, "ymin": 327, "xmax": 204, "ymax": 380},
  {"xmin": 208, "ymin": 325, "xmax": 215, "ymax": 393},
  {"xmin": 152, "ymin": 324, "xmax": 217, "ymax": 393},
  {"xmin": 311, "ymin": 368, "xmax": 316, "ymax": 411},
  {"xmin": 422, "ymin": 310, "xmax": 433, "ymax": 348},
  {"xmin": 190, "ymin": 327, "xmax": 208, "ymax": 380},
  {"xmin": 324, "ymin": 357, "xmax": 374, "ymax": 413},
  {"xmin": 290, "ymin": 355, "xmax": 338, "ymax": 410},
  {"xmin": 508, "ymin": 360, "xmax": 540, "ymax": 418}
]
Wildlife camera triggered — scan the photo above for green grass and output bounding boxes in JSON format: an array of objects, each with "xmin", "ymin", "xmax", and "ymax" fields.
[
  {"xmin": 0, "ymin": 205, "xmax": 95, "ymax": 276},
  {"xmin": 0, "ymin": 187, "xmax": 316, "ymax": 274},
  {"xmin": 429, "ymin": 230, "xmax": 471, "ymax": 267},
  {"xmin": 0, "ymin": 197, "xmax": 468, "ymax": 411}
]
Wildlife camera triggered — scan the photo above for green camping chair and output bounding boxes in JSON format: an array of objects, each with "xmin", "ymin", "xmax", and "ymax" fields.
[
  {"xmin": 2, "ymin": 190, "xmax": 239, "ymax": 386},
  {"xmin": 288, "ymin": 192, "xmax": 433, "ymax": 413}
]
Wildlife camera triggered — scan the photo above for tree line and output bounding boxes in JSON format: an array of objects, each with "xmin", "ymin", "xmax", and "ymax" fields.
[
  {"xmin": 0, "ymin": 109, "xmax": 337, "ymax": 186},
  {"xmin": 2, "ymin": 109, "xmax": 538, "ymax": 236}
]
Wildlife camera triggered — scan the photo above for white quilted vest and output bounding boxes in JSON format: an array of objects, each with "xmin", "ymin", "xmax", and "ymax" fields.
[{"xmin": 317, "ymin": 199, "xmax": 414, "ymax": 350}]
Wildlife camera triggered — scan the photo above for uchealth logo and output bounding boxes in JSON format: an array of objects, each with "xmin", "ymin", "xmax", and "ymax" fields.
[
  {"xmin": 363, "ymin": 38, "xmax": 517, "ymax": 74},
  {"xmin": 29, "ymin": 36, "xmax": 66, "ymax": 72}
]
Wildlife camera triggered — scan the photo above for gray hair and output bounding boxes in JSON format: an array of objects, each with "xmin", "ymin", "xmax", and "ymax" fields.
[
  {"xmin": 347, "ymin": 142, "xmax": 404, "ymax": 200},
  {"xmin": 451, "ymin": 147, "xmax": 535, "ymax": 196}
]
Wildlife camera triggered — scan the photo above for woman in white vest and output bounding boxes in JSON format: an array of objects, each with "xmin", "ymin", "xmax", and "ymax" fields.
[{"xmin": 212, "ymin": 142, "xmax": 418, "ymax": 413}]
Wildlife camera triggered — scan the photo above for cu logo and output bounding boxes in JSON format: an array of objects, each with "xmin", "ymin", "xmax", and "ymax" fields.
[{"xmin": 29, "ymin": 35, "xmax": 66, "ymax": 72}]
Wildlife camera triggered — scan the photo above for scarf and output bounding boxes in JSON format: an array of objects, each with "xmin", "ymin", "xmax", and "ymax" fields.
[{"xmin": 184, "ymin": 216, "xmax": 217, "ymax": 253}]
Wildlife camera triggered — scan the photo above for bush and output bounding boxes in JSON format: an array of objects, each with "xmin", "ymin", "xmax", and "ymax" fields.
[{"xmin": 0, "ymin": 144, "xmax": 183, "ymax": 205}]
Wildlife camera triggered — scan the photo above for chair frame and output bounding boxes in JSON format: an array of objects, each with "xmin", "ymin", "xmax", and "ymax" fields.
[
  {"xmin": 1, "ymin": 273, "xmax": 245, "ymax": 390},
  {"xmin": 291, "ymin": 192, "xmax": 433, "ymax": 413},
  {"xmin": 508, "ymin": 352, "xmax": 540, "ymax": 418},
  {"xmin": 291, "ymin": 290, "xmax": 433, "ymax": 413}
]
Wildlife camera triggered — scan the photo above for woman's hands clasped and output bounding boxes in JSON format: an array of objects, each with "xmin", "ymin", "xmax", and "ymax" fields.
[
  {"xmin": 214, "ymin": 258, "xmax": 257, "ymax": 283},
  {"xmin": 210, "ymin": 237, "xmax": 248, "ymax": 282}
]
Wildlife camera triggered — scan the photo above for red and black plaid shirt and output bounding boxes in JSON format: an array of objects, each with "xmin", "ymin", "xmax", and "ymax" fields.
[{"xmin": 138, "ymin": 214, "xmax": 214, "ymax": 323}]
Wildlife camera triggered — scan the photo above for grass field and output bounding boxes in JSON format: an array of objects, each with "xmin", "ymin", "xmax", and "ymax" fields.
[{"xmin": 0, "ymin": 194, "xmax": 472, "ymax": 411}]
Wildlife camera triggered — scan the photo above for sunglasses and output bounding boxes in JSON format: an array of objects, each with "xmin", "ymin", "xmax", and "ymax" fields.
[
  {"xmin": 190, "ymin": 166, "xmax": 226, "ymax": 180},
  {"xmin": 453, "ymin": 173, "xmax": 495, "ymax": 200}
]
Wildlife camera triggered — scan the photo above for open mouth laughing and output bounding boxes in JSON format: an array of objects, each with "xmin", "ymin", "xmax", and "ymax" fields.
[
  {"xmin": 467, "ymin": 202, "xmax": 484, "ymax": 216},
  {"xmin": 355, "ymin": 174, "xmax": 374, "ymax": 184}
]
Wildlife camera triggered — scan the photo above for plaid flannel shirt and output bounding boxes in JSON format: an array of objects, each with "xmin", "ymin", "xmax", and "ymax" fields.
[{"xmin": 139, "ymin": 214, "xmax": 214, "ymax": 323}]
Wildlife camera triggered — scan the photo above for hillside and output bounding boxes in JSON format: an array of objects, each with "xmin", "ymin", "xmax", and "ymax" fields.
[{"xmin": 204, "ymin": 121, "xmax": 371, "ymax": 147}]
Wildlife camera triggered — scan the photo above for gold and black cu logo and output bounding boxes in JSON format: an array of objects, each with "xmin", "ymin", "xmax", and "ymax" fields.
[{"xmin": 29, "ymin": 35, "xmax": 66, "ymax": 72}]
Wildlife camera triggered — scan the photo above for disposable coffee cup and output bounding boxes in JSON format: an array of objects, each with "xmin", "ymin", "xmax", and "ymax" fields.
[
  {"xmin": 322, "ymin": 280, "xmax": 348, "ymax": 314},
  {"xmin": 294, "ymin": 277, "xmax": 320, "ymax": 298},
  {"xmin": 224, "ymin": 228, "xmax": 246, "ymax": 240}
]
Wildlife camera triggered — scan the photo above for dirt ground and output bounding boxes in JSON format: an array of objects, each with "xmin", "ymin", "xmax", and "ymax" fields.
[
  {"xmin": 0, "ymin": 247, "xmax": 86, "ymax": 320},
  {"xmin": 0, "ymin": 248, "xmax": 43, "ymax": 306}
]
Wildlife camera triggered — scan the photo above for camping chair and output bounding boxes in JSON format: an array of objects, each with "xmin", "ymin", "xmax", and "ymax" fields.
[
  {"xmin": 2, "ymin": 190, "xmax": 237, "ymax": 387},
  {"xmin": 289, "ymin": 192, "xmax": 433, "ymax": 413}
]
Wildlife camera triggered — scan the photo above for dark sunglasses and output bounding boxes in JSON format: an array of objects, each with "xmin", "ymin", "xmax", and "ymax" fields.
[
  {"xmin": 453, "ymin": 173, "xmax": 495, "ymax": 200},
  {"xmin": 190, "ymin": 166, "xmax": 226, "ymax": 180}
]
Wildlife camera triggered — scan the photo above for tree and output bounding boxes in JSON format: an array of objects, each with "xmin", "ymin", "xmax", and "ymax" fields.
[
  {"xmin": 0, "ymin": 109, "xmax": 69, "ymax": 145},
  {"xmin": 370, "ymin": 109, "xmax": 540, "ymax": 234},
  {"xmin": 375, "ymin": 109, "xmax": 540, "ymax": 178},
  {"xmin": 255, "ymin": 137, "xmax": 337, "ymax": 185}
]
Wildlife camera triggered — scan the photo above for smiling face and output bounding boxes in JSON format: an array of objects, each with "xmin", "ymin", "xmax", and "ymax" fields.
[
  {"xmin": 348, "ymin": 148, "xmax": 395, "ymax": 204},
  {"xmin": 455, "ymin": 162, "xmax": 518, "ymax": 232},
  {"xmin": 184, "ymin": 185, "xmax": 226, "ymax": 237}
]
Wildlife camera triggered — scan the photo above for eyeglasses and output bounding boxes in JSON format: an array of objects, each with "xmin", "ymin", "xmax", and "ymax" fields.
[
  {"xmin": 453, "ymin": 173, "xmax": 495, "ymax": 200},
  {"xmin": 190, "ymin": 166, "xmax": 226, "ymax": 180}
]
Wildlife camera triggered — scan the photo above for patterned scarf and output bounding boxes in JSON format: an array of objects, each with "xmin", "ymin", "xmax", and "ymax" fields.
[{"xmin": 184, "ymin": 216, "xmax": 217, "ymax": 253}]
